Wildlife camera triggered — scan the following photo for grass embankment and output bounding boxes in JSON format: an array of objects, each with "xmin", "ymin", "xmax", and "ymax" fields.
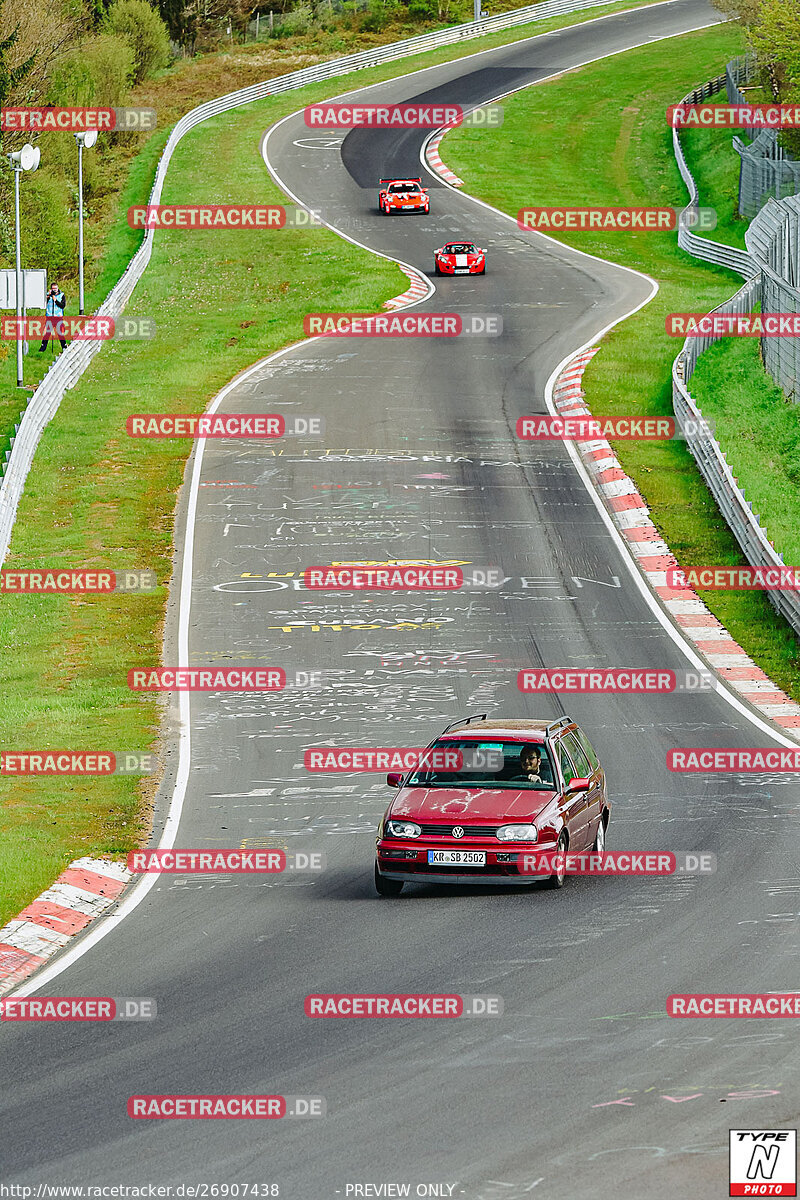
[
  {"xmin": 690, "ymin": 340, "xmax": 800, "ymax": 565},
  {"xmin": 0, "ymin": 0, "xmax": 671, "ymax": 929},
  {"xmin": 680, "ymin": 114, "xmax": 750, "ymax": 250},
  {"xmin": 443, "ymin": 23, "xmax": 800, "ymax": 696}
]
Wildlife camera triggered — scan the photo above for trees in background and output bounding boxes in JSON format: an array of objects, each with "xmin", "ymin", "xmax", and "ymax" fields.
[
  {"xmin": 0, "ymin": 0, "xmax": 172, "ymax": 281},
  {"xmin": 106, "ymin": 0, "xmax": 170, "ymax": 82},
  {"xmin": 716, "ymin": 0, "xmax": 800, "ymax": 151}
]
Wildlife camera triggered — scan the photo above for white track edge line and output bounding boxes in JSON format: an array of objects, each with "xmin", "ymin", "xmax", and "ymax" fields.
[{"xmin": 6, "ymin": 4, "xmax": 741, "ymax": 998}]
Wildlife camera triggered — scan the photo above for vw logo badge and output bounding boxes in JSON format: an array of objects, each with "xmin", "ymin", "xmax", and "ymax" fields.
[{"xmin": 452, "ymin": 826, "xmax": 465, "ymax": 839}]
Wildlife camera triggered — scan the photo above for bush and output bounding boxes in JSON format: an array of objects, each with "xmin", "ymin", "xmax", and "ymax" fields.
[
  {"xmin": 105, "ymin": 0, "xmax": 171, "ymax": 83},
  {"xmin": 407, "ymin": 0, "xmax": 436, "ymax": 17},
  {"xmin": 272, "ymin": 5, "xmax": 313, "ymax": 34},
  {"xmin": 46, "ymin": 33, "xmax": 134, "ymax": 107},
  {"xmin": 361, "ymin": 0, "xmax": 387, "ymax": 30},
  {"xmin": 19, "ymin": 172, "xmax": 76, "ymax": 278}
]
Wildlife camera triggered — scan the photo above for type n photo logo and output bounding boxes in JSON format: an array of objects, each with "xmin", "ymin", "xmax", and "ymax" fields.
[{"xmin": 729, "ymin": 1130, "xmax": 797, "ymax": 1196}]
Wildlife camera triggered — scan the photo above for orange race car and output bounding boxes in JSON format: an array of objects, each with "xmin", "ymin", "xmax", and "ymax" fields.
[{"xmin": 378, "ymin": 178, "xmax": 430, "ymax": 215}]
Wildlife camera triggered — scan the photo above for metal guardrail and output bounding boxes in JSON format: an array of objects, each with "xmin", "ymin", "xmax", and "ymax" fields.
[
  {"xmin": 672, "ymin": 75, "xmax": 757, "ymax": 278},
  {"xmin": 672, "ymin": 280, "xmax": 800, "ymax": 634},
  {"xmin": 671, "ymin": 73, "xmax": 800, "ymax": 637},
  {"xmin": 0, "ymin": 0, "xmax": 626, "ymax": 562}
]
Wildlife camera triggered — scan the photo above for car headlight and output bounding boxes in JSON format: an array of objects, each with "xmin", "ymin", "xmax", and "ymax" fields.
[
  {"xmin": 496, "ymin": 824, "xmax": 538, "ymax": 842},
  {"xmin": 386, "ymin": 820, "xmax": 421, "ymax": 839}
]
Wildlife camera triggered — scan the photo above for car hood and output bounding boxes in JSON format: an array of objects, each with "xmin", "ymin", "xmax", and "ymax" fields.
[{"xmin": 391, "ymin": 787, "xmax": 556, "ymax": 823}]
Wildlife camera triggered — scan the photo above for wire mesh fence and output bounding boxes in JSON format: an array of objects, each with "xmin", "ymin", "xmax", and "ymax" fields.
[
  {"xmin": 727, "ymin": 53, "xmax": 800, "ymax": 218},
  {"xmin": 735, "ymin": 129, "xmax": 800, "ymax": 219},
  {"xmin": 746, "ymin": 194, "xmax": 800, "ymax": 399},
  {"xmin": 673, "ymin": 70, "xmax": 800, "ymax": 638}
]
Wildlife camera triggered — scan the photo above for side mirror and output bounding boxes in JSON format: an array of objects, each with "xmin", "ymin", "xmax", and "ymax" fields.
[
  {"xmin": 567, "ymin": 777, "xmax": 590, "ymax": 793},
  {"xmin": 387, "ymin": 773, "xmax": 402, "ymax": 788}
]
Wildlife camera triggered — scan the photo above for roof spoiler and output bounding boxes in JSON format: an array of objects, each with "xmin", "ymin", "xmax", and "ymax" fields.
[{"xmin": 379, "ymin": 177, "xmax": 422, "ymax": 185}]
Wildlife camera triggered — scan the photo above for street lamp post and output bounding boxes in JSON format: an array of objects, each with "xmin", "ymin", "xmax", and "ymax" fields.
[
  {"xmin": 7, "ymin": 143, "xmax": 41, "ymax": 388},
  {"xmin": 74, "ymin": 130, "xmax": 97, "ymax": 316}
]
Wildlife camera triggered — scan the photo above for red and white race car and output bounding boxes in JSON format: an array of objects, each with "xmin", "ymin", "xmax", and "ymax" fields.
[
  {"xmin": 433, "ymin": 241, "xmax": 486, "ymax": 275},
  {"xmin": 378, "ymin": 178, "xmax": 430, "ymax": 214}
]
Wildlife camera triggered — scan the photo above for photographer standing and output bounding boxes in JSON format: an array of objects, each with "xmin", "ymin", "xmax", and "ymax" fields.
[{"xmin": 39, "ymin": 282, "xmax": 67, "ymax": 352}]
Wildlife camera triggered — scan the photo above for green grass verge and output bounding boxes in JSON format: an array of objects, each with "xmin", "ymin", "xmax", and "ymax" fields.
[
  {"xmin": 680, "ymin": 113, "xmax": 750, "ymax": 250},
  {"xmin": 0, "ymin": 0, "xmax": 677, "ymax": 931},
  {"xmin": 690, "ymin": 337, "xmax": 800, "ymax": 565},
  {"xmin": 677, "ymin": 109, "xmax": 800, "ymax": 578},
  {"xmin": 443, "ymin": 23, "xmax": 800, "ymax": 698}
]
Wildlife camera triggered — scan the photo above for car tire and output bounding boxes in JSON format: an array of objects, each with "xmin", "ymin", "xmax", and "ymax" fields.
[
  {"xmin": 592, "ymin": 813, "xmax": 607, "ymax": 852},
  {"xmin": 375, "ymin": 863, "xmax": 404, "ymax": 896},
  {"xmin": 434, "ymin": 263, "xmax": 441, "ymax": 275},
  {"xmin": 479, "ymin": 265, "xmax": 486, "ymax": 274},
  {"xmin": 547, "ymin": 833, "xmax": 568, "ymax": 889}
]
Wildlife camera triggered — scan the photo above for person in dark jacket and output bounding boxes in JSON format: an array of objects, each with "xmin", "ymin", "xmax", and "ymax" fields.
[{"xmin": 39, "ymin": 283, "xmax": 67, "ymax": 352}]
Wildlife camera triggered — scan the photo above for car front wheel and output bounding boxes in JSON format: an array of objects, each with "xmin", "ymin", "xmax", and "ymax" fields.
[
  {"xmin": 547, "ymin": 832, "xmax": 568, "ymax": 889},
  {"xmin": 375, "ymin": 863, "xmax": 404, "ymax": 896}
]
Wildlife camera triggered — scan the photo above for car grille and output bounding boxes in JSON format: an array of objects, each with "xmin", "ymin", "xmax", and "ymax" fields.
[{"xmin": 417, "ymin": 823, "xmax": 499, "ymax": 837}]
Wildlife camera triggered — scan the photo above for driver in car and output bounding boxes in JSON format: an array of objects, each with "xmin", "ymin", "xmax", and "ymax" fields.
[{"xmin": 518, "ymin": 745, "xmax": 543, "ymax": 783}]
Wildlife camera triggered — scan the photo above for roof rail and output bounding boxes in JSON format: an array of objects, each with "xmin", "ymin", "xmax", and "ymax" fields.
[
  {"xmin": 441, "ymin": 712, "xmax": 488, "ymax": 735},
  {"xmin": 545, "ymin": 715, "xmax": 573, "ymax": 736}
]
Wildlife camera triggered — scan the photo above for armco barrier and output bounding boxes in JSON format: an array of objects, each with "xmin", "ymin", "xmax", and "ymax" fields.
[
  {"xmin": 672, "ymin": 280, "xmax": 800, "ymax": 635},
  {"xmin": 0, "ymin": 0, "xmax": 625, "ymax": 565},
  {"xmin": 671, "ymin": 77, "xmax": 800, "ymax": 638},
  {"xmin": 672, "ymin": 74, "xmax": 757, "ymax": 278}
]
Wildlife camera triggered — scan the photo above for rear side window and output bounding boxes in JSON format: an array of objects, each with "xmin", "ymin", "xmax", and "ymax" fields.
[
  {"xmin": 556, "ymin": 739, "xmax": 578, "ymax": 786},
  {"xmin": 564, "ymin": 732, "xmax": 592, "ymax": 778},
  {"xmin": 573, "ymin": 726, "xmax": 600, "ymax": 771}
]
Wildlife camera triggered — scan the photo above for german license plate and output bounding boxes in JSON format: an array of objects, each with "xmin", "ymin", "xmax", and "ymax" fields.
[{"xmin": 428, "ymin": 850, "xmax": 486, "ymax": 865}]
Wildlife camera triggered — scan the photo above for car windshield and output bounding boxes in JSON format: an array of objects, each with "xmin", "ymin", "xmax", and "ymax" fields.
[
  {"xmin": 404, "ymin": 739, "xmax": 556, "ymax": 789},
  {"xmin": 446, "ymin": 244, "xmax": 473, "ymax": 254},
  {"xmin": 390, "ymin": 183, "xmax": 418, "ymax": 193}
]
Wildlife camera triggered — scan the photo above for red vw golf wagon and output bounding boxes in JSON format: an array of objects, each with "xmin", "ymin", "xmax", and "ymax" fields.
[{"xmin": 375, "ymin": 714, "xmax": 608, "ymax": 895}]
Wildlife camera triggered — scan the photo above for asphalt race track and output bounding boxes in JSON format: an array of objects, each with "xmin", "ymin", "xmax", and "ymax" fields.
[{"xmin": 5, "ymin": 3, "xmax": 800, "ymax": 1196}]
